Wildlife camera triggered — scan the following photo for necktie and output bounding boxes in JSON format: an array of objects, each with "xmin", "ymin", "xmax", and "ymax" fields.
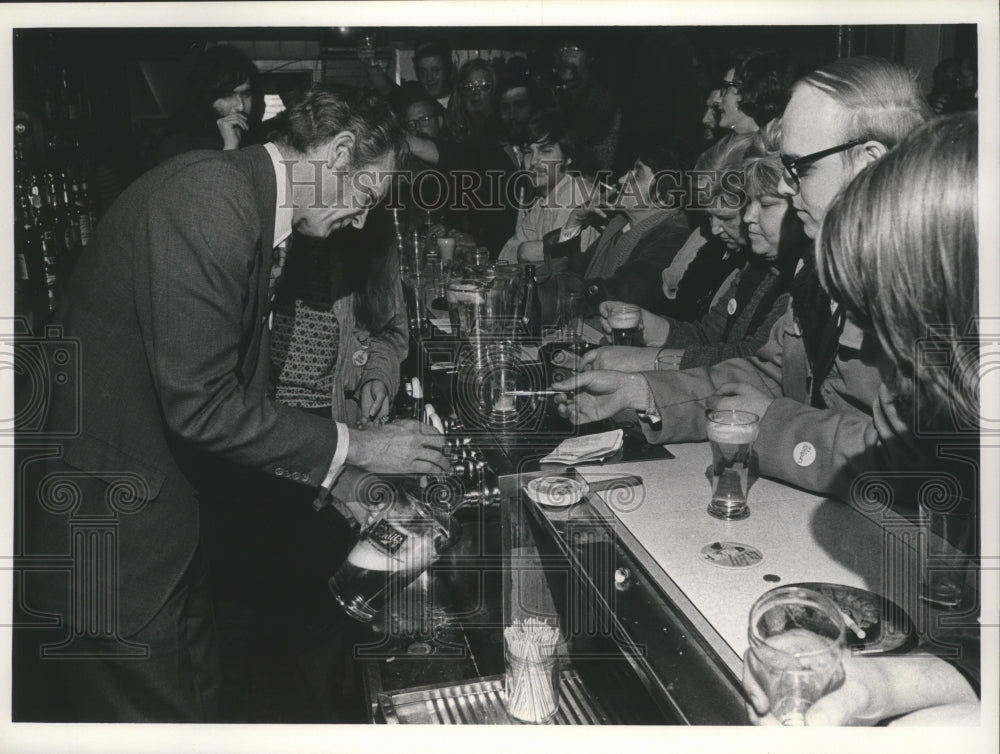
[{"xmin": 267, "ymin": 240, "xmax": 289, "ymax": 307}]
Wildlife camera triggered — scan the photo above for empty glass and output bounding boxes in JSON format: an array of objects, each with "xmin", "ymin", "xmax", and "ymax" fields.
[{"xmin": 746, "ymin": 586, "xmax": 846, "ymax": 725}]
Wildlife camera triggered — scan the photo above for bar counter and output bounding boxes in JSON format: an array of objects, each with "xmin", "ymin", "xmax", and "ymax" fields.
[
  {"xmin": 355, "ymin": 327, "xmax": 962, "ymax": 725},
  {"xmin": 358, "ymin": 429, "xmax": 943, "ymax": 724}
]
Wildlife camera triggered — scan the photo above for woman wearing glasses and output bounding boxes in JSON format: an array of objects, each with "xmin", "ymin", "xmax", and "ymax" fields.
[
  {"xmin": 718, "ymin": 51, "xmax": 793, "ymax": 136},
  {"xmin": 447, "ymin": 58, "xmax": 498, "ymax": 145},
  {"xmin": 446, "ymin": 58, "xmax": 522, "ymax": 257}
]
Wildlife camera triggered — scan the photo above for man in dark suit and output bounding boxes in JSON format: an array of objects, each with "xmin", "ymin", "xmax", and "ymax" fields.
[{"xmin": 13, "ymin": 87, "xmax": 447, "ymax": 722}]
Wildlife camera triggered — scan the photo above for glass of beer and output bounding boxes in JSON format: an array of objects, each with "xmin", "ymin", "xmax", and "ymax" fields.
[
  {"xmin": 747, "ymin": 586, "xmax": 846, "ymax": 725},
  {"xmin": 329, "ymin": 479, "xmax": 451, "ymax": 623},
  {"xmin": 446, "ymin": 279, "xmax": 486, "ymax": 339},
  {"xmin": 705, "ymin": 409, "xmax": 759, "ymax": 520},
  {"xmin": 607, "ymin": 302, "xmax": 641, "ymax": 346},
  {"xmin": 919, "ymin": 495, "xmax": 977, "ymax": 611}
]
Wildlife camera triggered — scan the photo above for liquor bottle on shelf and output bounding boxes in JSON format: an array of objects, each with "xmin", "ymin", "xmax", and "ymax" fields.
[
  {"xmin": 71, "ymin": 181, "xmax": 93, "ymax": 246},
  {"xmin": 518, "ymin": 263, "xmax": 542, "ymax": 339},
  {"xmin": 15, "ymin": 194, "xmax": 46, "ymax": 300}
]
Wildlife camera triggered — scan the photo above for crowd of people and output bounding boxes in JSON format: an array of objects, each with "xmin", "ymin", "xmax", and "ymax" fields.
[{"xmin": 13, "ymin": 33, "xmax": 982, "ymax": 727}]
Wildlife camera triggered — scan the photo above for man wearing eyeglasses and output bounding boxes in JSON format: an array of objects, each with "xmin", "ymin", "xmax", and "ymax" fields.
[{"xmin": 553, "ymin": 56, "xmax": 934, "ymax": 502}]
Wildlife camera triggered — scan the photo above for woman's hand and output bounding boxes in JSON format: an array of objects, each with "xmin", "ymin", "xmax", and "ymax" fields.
[
  {"xmin": 597, "ymin": 301, "xmax": 669, "ymax": 346},
  {"xmin": 742, "ymin": 651, "xmax": 978, "ymax": 726},
  {"xmin": 551, "ymin": 370, "xmax": 650, "ymax": 424},
  {"xmin": 217, "ymin": 113, "xmax": 249, "ymax": 150},
  {"xmin": 359, "ymin": 379, "xmax": 391, "ymax": 426},
  {"xmin": 579, "ymin": 346, "xmax": 660, "ymax": 373}
]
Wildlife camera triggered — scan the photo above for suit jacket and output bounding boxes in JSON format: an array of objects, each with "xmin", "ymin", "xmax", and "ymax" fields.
[{"xmin": 24, "ymin": 146, "xmax": 341, "ymax": 636}]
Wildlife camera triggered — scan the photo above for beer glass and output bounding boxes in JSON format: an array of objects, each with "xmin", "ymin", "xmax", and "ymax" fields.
[
  {"xmin": 446, "ymin": 279, "xmax": 486, "ymax": 339},
  {"xmin": 607, "ymin": 302, "xmax": 641, "ymax": 346},
  {"xmin": 404, "ymin": 273, "xmax": 431, "ymax": 337},
  {"xmin": 747, "ymin": 586, "xmax": 846, "ymax": 725},
  {"xmin": 919, "ymin": 496, "xmax": 977, "ymax": 611},
  {"xmin": 436, "ymin": 236, "xmax": 456, "ymax": 268},
  {"xmin": 706, "ymin": 409, "xmax": 759, "ymax": 520},
  {"xmin": 558, "ymin": 290, "xmax": 584, "ymax": 342},
  {"xmin": 329, "ymin": 479, "xmax": 452, "ymax": 623}
]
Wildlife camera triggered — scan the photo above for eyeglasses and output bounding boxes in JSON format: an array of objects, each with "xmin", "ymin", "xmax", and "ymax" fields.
[
  {"xmin": 405, "ymin": 114, "xmax": 435, "ymax": 132},
  {"xmin": 461, "ymin": 81, "xmax": 492, "ymax": 93},
  {"xmin": 721, "ymin": 79, "xmax": 742, "ymax": 92},
  {"xmin": 559, "ymin": 44, "xmax": 583, "ymax": 54},
  {"xmin": 780, "ymin": 139, "xmax": 865, "ymax": 192}
]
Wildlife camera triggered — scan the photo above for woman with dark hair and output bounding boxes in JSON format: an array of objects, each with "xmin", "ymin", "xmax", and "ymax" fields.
[
  {"xmin": 718, "ymin": 51, "xmax": 793, "ymax": 135},
  {"xmin": 541, "ymin": 139, "xmax": 694, "ymax": 316},
  {"xmin": 744, "ymin": 111, "xmax": 980, "ymax": 728},
  {"xmin": 154, "ymin": 44, "xmax": 263, "ymax": 163},
  {"xmin": 498, "ymin": 110, "xmax": 598, "ymax": 264}
]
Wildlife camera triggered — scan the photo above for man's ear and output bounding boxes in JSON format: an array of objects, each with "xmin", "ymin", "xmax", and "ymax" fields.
[
  {"xmin": 856, "ymin": 140, "xmax": 889, "ymax": 169},
  {"xmin": 326, "ymin": 131, "xmax": 357, "ymax": 170}
]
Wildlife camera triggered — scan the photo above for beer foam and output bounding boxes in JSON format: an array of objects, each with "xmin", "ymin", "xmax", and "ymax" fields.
[
  {"xmin": 707, "ymin": 421, "xmax": 759, "ymax": 444},
  {"xmin": 347, "ymin": 529, "xmax": 435, "ymax": 570},
  {"xmin": 608, "ymin": 311, "xmax": 640, "ymax": 329},
  {"xmin": 347, "ymin": 538, "xmax": 396, "ymax": 571}
]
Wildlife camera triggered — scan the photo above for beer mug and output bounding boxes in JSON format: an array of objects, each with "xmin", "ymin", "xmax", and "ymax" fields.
[{"xmin": 329, "ymin": 476, "xmax": 458, "ymax": 623}]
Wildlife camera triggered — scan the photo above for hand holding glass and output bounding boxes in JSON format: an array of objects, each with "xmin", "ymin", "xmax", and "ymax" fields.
[
  {"xmin": 607, "ymin": 303, "xmax": 641, "ymax": 346},
  {"xmin": 747, "ymin": 586, "xmax": 846, "ymax": 725}
]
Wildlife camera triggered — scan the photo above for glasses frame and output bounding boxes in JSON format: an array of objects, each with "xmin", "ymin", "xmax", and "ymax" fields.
[
  {"xmin": 404, "ymin": 114, "xmax": 435, "ymax": 133},
  {"xmin": 461, "ymin": 81, "xmax": 493, "ymax": 94},
  {"xmin": 780, "ymin": 139, "xmax": 866, "ymax": 191},
  {"xmin": 721, "ymin": 78, "xmax": 741, "ymax": 92}
]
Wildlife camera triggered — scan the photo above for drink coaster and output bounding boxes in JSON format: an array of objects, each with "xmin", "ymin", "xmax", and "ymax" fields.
[{"xmin": 700, "ymin": 541, "xmax": 764, "ymax": 569}]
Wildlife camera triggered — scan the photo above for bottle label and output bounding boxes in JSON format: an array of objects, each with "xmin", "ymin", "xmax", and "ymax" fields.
[{"xmin": 368, "ymin": 519, "xmax": 407, "ymax": 554}]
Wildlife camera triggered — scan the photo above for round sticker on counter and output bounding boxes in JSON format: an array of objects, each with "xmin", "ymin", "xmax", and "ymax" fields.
[
  {"xmin": 727, "ymin": 298, "xmax": 738, "ymax": 316},
  {"xmin": 793, "ymin": 441, "xmax": 816, "ymax": 467},
  {"xmin": 700, "ymin": 541, "xmax": 764, "ymax": 569}
]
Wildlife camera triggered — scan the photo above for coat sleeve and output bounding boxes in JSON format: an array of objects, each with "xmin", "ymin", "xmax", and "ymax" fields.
[
  {"xmin": 360, "ymin": 280, "xmax": 409, "ymax": 401},
  {"xmin": 638, "ymin": 308, "xmax": 792, "ymax": 443},
  {"xmin": 135, "ymin": 164, "xmax": 339, "ymax": 486},
  {"xmin": 666, "ymin": 274, "xmax": 791, "ymax": 369},
  {"xmin": 640, "ymin": 306, "xmax": 929, "ymax": 500}
]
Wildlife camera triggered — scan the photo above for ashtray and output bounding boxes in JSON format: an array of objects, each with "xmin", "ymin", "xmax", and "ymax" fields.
[{"xmin": 524, "ymin": 476, "xmax": 589, "ymax": 509}]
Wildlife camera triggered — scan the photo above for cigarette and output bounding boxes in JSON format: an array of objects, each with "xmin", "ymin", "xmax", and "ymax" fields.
[
  {"xmin": 839, "ymin": 610, "xmax": 867, "ymax": 640},
  {"xmin": 502, "ymin": 390, "xmax": 560, "ymax": 397}
]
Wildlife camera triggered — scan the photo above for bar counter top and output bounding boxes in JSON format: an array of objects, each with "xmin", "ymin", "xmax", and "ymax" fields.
[{"xmin": 568, "ymin": 443, "xmax": 922, "ymax": 672}]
